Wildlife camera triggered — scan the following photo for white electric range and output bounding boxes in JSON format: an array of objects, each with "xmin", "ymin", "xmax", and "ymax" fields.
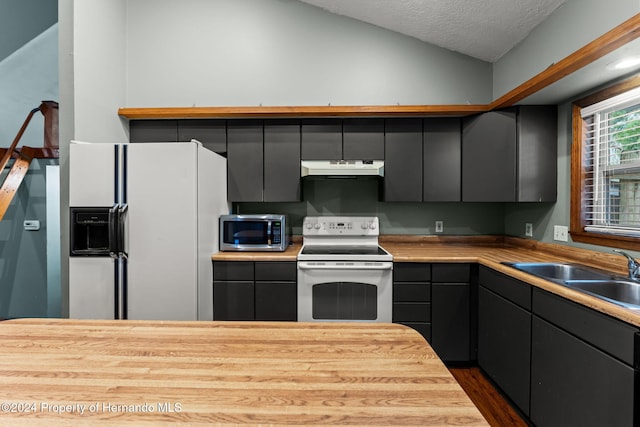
[{"xmin": 297, "ymin": 216, "xmax": 393, "ymax": 322}]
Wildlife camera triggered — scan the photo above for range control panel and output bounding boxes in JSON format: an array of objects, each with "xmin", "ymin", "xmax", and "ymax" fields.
[{"xmin": 302, "ymin": 216, "xmax": 379, "ymax": 236}]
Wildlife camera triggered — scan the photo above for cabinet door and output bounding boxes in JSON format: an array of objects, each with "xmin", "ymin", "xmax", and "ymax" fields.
[
  {"xmin": 264, "ymin": 120, "xmax": 301, "ymax": 202},
  {"xmin": 530, "ymin": 316, "xmax": 635, "ymax": 427},
  {"xmin": 431, "ymin": 283, "xmax": 470, "ymax": 362},
  {"xmin": 301, "ymin": 119, "xmax": 342, "ymax": 160},
  {"xmin": 213, "ymin": 281, "xmax": 254, "ymax": 320},
  {"xmin": 342, "ymin": 118, "xmax": 384, "ymax": 160},
  {"xmin": 478, "ymin": 285, "xmax": 531, "ymax": 416},
  {"xmin": 255, "ymin": 281, "xmax": 297, "ymax": 321},
  {"xmin": 423, "ymin": 118, "xmax": 461, "ymax": 201},
  {"xmin": 227, "ymin": 120, "xmax": 263, "ymax": 202},
  {"xmin": 129, "ymin": 120, "xmax": 178, "ymax": 142},
  {"xmin": 517, "ymin": 106, "xmax": 557, "ymax": 202},
  {"xmin": 178, "ymin": 120, "xmax": 226, "ymax": 154},
  {"xmin": 462, "ymin": 111, "xmax": 516, "ymax": 201},
  {"xmin": 384, "ymin": 119, "xmax": 423, "ymax": 202}
]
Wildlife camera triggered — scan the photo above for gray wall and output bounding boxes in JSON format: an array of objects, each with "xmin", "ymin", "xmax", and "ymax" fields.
[
  {"xmin": 0, "ymin": 159, "xmax": 57, "ymax": 318},
  {"xmin": 0, "ymin": 0, "xmax": 57, "ymax": 62}
]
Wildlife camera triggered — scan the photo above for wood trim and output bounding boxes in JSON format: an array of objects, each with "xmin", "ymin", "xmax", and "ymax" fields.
[
  {"xmin": 118, "ymin": 104, "xmax": 490, "ymax": 119},
  {"xmin": 0, "ymin": 147, "xmax": 59, "ymax": 159},
  {"xmin": 491, "ymin": 13, "xmax": 640, "ymax": 109},
  {"xmin": 118, "ymin": 13, "xmax": 640, "ymax": 120},
  {"xmin": 569, "ymin": 73, "xmax": 640, "ymax": 251}
]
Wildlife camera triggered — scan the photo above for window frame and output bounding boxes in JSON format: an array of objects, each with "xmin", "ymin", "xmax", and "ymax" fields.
[{"xmin": 571, "ymin": 74, "xmax": 640, "ymax": 250}]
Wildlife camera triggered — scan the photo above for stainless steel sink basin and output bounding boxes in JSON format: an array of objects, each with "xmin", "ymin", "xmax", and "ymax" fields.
[
  {"xmin": 502, "ymin": 262, "xmax": 616, "ymax": 282},
  {"xmin": 564, "ymin": 280, "xmax": 640, "ymax": 310},
  {"xmin": 502, "ymin": 262, "xmax": 640, "ymax": 310}
]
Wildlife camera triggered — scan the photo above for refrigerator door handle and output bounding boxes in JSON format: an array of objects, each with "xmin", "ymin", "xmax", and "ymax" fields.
[
  {"xmin": 108, "ymin": 204, "xmax": 119, "ymax": 258},
  {"xmin": 117, "ymin": 203, "xmax": 128, "ymax": 256}
]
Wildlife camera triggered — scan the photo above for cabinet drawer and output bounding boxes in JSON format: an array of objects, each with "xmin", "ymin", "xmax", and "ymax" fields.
[
  {"xmin": 432, "ymin": 263, "xmax": 471, "ymax": 282},
  {"xmin": 394, "ymin": 263, "xmax": 431, "ymax": 282},
  {"xmin": 532, "ymin": 288, "xmax": 639, "ymax": 365},
  {"xmin": 393, "ymin": 302, "xmax": 431, "ymax": 322},
  {"xmin": 479, "ymin": 266, "xmax": 531, "ymax": 310},
  {"xmin": 213, "ymin": 261, "xmax": 254, "ymax": 281},
  {"xmin": 393, "ymin": 283, "xmax": 430, "ymax": 302},
  {"xmin": 255, "ymin": 262, "xmax": 297, "ymax": 282}
]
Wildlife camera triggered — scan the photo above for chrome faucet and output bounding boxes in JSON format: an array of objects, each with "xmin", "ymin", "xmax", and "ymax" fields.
[{"xmin": 613, "ymin": 249, "xmax": 640, "ymax": 280}]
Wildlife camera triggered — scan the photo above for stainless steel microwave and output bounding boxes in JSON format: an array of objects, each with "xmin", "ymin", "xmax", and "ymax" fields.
[{"xmin": 219, "ymin": 214, "xmax": 288, "ymax": 252}]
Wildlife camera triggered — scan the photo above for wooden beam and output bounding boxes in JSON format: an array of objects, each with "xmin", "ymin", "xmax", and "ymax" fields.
[
  {"xmin": 40, "ymin": 100, "xmax": 59, "ymax": 149},
  {"xmin": 491, "ymin": 13, "xmax": 640, "ymax": 109},
  {"xmin": 0, "ymin": 147, "xmax": 59, "ymax": 159},
  {"xmin": 0, "ymin": 147, "xmax": 36, "ymax": 221},
  {"xmin": 118, "ymin": 104, "xmax": 491, "ymax": 119}
]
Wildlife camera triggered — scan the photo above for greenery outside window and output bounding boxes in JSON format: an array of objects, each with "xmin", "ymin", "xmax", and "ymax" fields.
[{"xmin": 571, "ymin": 75, "xmax": 640, "ymax": 250}]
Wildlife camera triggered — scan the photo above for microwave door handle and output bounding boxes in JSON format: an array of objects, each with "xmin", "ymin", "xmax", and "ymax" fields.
[
  {"xmin": 108, "ymin": 205, "xmax": 119, "ymax": 258},
  {"xmin": 267, "ymin": 221, "xmax": 272, "ymax": 246}
]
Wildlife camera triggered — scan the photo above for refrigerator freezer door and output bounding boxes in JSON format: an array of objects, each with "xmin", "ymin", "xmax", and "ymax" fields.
[
  {"xmin": 69, "ymin": 142, "xmax": 119, "ymax": 206},
  {"xmin": 127, "ymin": 143, "xmax": 199, "ymax": 320},
  {"xmin": 69, "ymin": 257, "xmax": 115, "ymax": 319}
]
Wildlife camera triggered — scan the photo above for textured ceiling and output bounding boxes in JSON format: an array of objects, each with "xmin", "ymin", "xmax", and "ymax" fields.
[{"xmin": 297, "ymin": 0, "xmax": 567, "ymax": 62}]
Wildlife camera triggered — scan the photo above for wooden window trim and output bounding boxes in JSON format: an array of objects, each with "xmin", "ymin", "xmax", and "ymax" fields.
[{"xmin": 570, "ymin": 73, "xmax": 640, "ymax": 250}]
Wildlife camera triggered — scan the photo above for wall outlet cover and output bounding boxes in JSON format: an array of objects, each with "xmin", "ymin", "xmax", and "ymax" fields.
[
  {"xmin": 525, "ymin": 223, "xmax": 533, "ymax": 237},
  {"xmin": 435, "ymin": 221, "xmax": 443, "ymax": 233},
  {"xmin": 553, "ymin": 225, "xmax": 569, "ymax": 242}
]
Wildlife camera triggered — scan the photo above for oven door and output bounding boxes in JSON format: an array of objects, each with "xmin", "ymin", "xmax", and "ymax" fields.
[{"xmin": 297, "ymin": 261, "xmax": 393, "ymax": 322}]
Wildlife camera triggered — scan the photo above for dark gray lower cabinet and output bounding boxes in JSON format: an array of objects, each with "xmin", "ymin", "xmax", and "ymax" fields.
[
  {"xmin": 530, "ymin": 288, "xmax": 638, "ymax": 427},
  {"xmin": 213, "ymin": 261, "xmax": 296, "ymax": 321},
  {"xmin": 530, "ymin": 316, "xmax": 635, "ymax": 427},
  {"xmin": 478, "ymin": 267, "xmax": 531, "ymax": 416},
  {"xmin": 431, "ymin": 264, "xmax": 472, "ymax": 362},
  {"xmin": 393, "ymin": 263, "xmax": 431, "ymax": 341},
  {"xmin": 393, "ymin": 263, "xmax": 473, "ymax": 363}
]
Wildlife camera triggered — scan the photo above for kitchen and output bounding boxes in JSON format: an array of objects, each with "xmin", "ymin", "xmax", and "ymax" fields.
[{"xmin": 3, "ymin": 0, "xmax": 640, "ymax": 425}]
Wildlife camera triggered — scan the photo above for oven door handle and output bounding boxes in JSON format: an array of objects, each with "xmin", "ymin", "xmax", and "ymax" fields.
[{"xmin": 297, "ymin": 262, "xmax": 393, "ymax": 271}]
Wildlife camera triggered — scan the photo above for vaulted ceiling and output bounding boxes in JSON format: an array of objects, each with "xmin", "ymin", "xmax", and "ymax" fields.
[{"xmin": 297, "ymin": 0, "xmax": 567, "ymax": 62}]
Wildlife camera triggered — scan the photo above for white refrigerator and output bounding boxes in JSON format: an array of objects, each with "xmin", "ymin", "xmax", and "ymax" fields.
[{"xmin": 69, "ymin": 140, "xmax": 228, "ymax": 320}]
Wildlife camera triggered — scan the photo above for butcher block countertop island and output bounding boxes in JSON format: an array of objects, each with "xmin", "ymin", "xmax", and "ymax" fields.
[{"xmin": 0, "ymin": 318, "xmax": 488, "ymax": 426}]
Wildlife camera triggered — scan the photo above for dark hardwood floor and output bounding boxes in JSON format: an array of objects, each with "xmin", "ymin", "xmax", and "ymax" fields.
[{"xmin": 449, "ymin": 367, "xmax": 529, "ymax": 427}]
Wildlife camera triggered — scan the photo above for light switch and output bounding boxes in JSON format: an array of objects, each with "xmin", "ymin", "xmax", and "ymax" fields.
[{"xmin": 23, "ymin": 220, "xmax": 40, "ymax": 231}]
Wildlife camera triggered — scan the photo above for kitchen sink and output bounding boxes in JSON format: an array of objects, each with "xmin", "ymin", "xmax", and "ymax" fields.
[
  {"xmin": 502, "ymin": 262, "xmax": 616, "ymax": 282},
  {"xmin": 564, "ymin": 280, "xmax": 640, "ymax": 310},
  {"xmin": 502, "ymin": 261, "xmax": 640, "ymax": 310}
]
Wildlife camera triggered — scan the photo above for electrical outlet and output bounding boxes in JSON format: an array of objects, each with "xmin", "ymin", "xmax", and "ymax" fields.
[
  {"xmin": 553, "ymin": 225, "xmax": 569, "ymax": 242},
  {"xmin": 435, "ymin": 220, "xmax": 443, "ymax": 233},
  {"xmin": 525, "ymin": 223, "xmax": 533, "ymax": 237}
]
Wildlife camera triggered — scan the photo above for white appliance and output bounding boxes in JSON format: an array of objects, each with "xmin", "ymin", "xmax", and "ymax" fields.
[
  {"xmin": 68, "ymin": 140, "xmax": 229, "ymax": 320},
  {"xmin": 297, "ymin": 216, "xmax": 393, "ymax": 322}
]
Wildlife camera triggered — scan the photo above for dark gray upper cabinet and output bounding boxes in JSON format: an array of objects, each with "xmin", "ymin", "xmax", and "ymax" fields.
[
  {"xmin": 342, "ymin": 118, "xmax": 384, "ymax": 160},
  {"xmin": 462, "ymin": 111, "xmax": 517, "ymax": 201},
  {"xmin": 227, "ymin": 120, "xmax": 264, "ymax": 202},
  {"xmin": 264, "ymin": 120, "xmax": 301, "ymax": 202},
  {"xmin": 129, "ymin": 120, "xmax": 178, "ymax": 142},
  {"xmin": 301, "ymin": 119, "xmax": 342, "ymax": 160},
  {"xmin": 384, "ymin": 118, "xmax": 423, "ymax": 202},
  {"xmin": 517, "ymin": 106, "xmax": 557, "ymax": 202},
  {"xmin": 177, "ymin": 120, "xmax": 227, "ymax": 154},
  {"xmin": 462, "ymin": 106, "xmax": 557, "ymax": 202},
  {"xmin": 423, "ymin": 118, "xmax": 461, "ymax": 201}
]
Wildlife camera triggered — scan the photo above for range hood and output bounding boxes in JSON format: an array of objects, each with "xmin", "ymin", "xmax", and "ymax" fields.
[{"xmin": 301, "ymin": 160, "xmax": 384, "ymax": 178}]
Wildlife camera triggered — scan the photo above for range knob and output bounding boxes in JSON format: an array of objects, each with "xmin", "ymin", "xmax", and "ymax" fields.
[
  {"xmin": 361, "ymin": 223, "xmax": 368, "ymax": 230},
  {"xmin": 305, "ymin": 222, "xmax": 313, "ymax": 230},
  {"xmin": 314, "ymin": 223, "xmax": 321, "ymax": 230},
  {"xmin": 369, "ymin": 222, "xmax": 377, "ymax": 230}
]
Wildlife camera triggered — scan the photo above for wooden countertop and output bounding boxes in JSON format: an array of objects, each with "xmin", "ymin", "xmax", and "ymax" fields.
[
  {"xmin": 0, "ymin": 319, "xmax": 487, "ymax": 426},
  {"xmin": 212, "ymin": 236, "xmax": 640, "ymax": 327}
]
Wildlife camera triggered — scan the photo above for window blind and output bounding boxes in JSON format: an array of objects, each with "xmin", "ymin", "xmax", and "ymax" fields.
[{"xmin": 581, "ymin": 87, "xmax": 640, "ymax": 236}]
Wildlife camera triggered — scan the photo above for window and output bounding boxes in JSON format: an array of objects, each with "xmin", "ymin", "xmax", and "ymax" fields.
[{"xmin": 571, "ymin": 75, "xmax": 640, "ymax": 250}]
